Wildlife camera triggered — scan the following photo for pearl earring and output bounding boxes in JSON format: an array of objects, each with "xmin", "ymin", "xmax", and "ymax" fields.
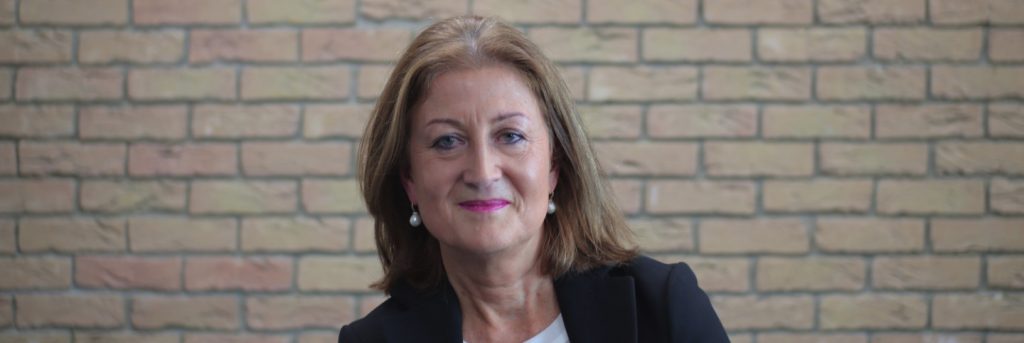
[
  {"xmin": 547, "ymin": 196, "xmax": 556, "ymax": 214},
  {"xmin": 409, "ymin": 204, "xmax": 421, "ymax": 227}
]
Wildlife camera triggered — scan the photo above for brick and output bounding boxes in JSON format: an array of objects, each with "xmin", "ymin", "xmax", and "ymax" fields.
[
  {"xmin": 930, "ymin": 0, "xmax": 1024, "ymax": 24},
  {"xmin": 16, "ymin": 295, "xmax": 122, "ymax": 328},
  {"xmin": 191, "ymin": 180, "xmax": 297, "ymax": 214},
  {"xmin": 821, "ymin": 143, "xmax": 928, "ymax": 176},
  {"xmin": 0, "ymin": 105, "xmax": 74, "ymax": 138},
  {"xmin": 937, "ymin": 142, "xmax": 1024, "ymax": 175},
  {"xmin": 993, "ymin": 178, "xmax": 1024, "ymax": 214},
  {"xmin": 132, "ymin": 296, "xmax": 238, "ymax": 330},
  {"xmin": 760, "ymin": 334, "xmax": 866, "ymax": 343},
  {"xmin": 589, "ymin": 0, "xmax": 696, "ymax": 24},
  {"xmin": 578, "ymin": 105, "xmax": 642, "ymax": 139},
  {"xmin": 16, "ymin": 67, "xmax": 122, "ymax": 101},
  {"xmin": 134, "ymin": 0, "xmax": 240, "ymax": 25},
  {"xmin": 242, "ymin": 217, "xmax": 349, "ymax": 252},
  {"xmin": 242, "ymin": 66, "xmax": 348, "ymax": 100},
  {"xmin": 80, "ymin": 105, "xmax": 188, "ymax": 140},
  {"xmin": 20, "ymin": 0, "xmax": 127, "ymax": 25},
  {"xmin": 0, "ymin": 142, "xmax": 13, "ymax": 176},
  {"xmin": 358, "ymin": 295, "xmax": 388, "ymax": 318},
  {"xmin": 989, "ymin": 256, "xmax": 1024, "ymax": 288},
  {"xmin": 129, "ymin": 143, "xmax": 236, "ymax": 176},
  {"xmin": 817, "ymin": 66, "xmax": 925, "ymax": 100},
  {"xmin": 0, "ymin": 179, "xmax": 75, "ymax": 213},
  {"xmin": 763, "ymin": 105, "xmax": 869, "ymax": 138},
  {"xmin": 304, "ymin": 104, "xmax": 372, "ymax": 138},
  {"xmin": 757, "ymin": 257, "xmax": 864, "ymax": 291},
  {"xmin": 128, "ymin": 68, "xmax": 235, "ymax": 100},
  {"xmin": 299, "ymin": 256, "xmax": 381, "ymax": 291},
  {"xmin": 248, "ymin": 0, "xmax": 355, "ymax": 24},
  {"xmin": 19, "ymin": 142, "xmax": 124, "ymax": 176},
  {"xmin": 0, "ymin": 296, "xmax": 9, "ymax": 327},
  {"xmin": 353, "ymin": 217, "xmax": 376, "ymax": 253},
  {"xmin": 248, "ymin": 296, "xmax": 354, "ymax": 330},
  {"xmin": 758, "ymin": 28, "xmax": 866, "ymax": 62},
  {"xmin": 610, "ymin": 179, "xmax": 642, "ymax": 214},
  {"xmin": 184, "ymin": 334, "xmax": 289, "ymax": 343},
  {"xmin": 298, "ymin": 333, "xmax": 337, "ymax": 343},
  {"xmin": 818, "ymin": 0, "xmax": 925, "ymax": 23},
  {"xmin": 644, "ymin": 28, "xmax": 749, "ymax": 62},
  {"xmin": 474, "ymin": 0, "xmax": 580, "ymax": 24},
  {"xmin": 704, "ymin": 0, "xmax": 813, "ymax": 24},
  {"xmin": 302, "ymin": 179, "xmax": 365, "ymax": 213},
  {"xmin": 874, "ymin": 28, "xmax": 982, "ymax": 61},
  {"xmin": 0, "ymin": 220, "xmax": 12, "ymax": 253},
  {"xmin": 80, "ymin": 180, "xmax": 185, "ymax": 213},
  {"xmin": 0, "ymin": 257, "xmax": 70, "ymax": 290},
  {"xmin": 185, "ymin": 256, "xmax": 292, "ymax": 291},
  {"xmin": 763, "ymin": 179, "xmax": 872, "ymax": 213},
  {"xmin": 361, "ymin": 0, "xmax": 465, "ymax": 19},
  {"xmin": 876, "ymin": 104, "xmax": 983, "ymax": 138},
  {"xmin": 76, "ymin": 256, "xmax": 180, "ymax": 291},
  {"xmin": 673, "ymin": 257, "xmax": 749, "ymax": 292},
  {"xmin": 79, "ymin": 30, "xmax": 183, "ymax": 63},
  {"xmin": 0, "ymin": 68, "xmax": 10, "ymax": 99},
  {"xmin": 302, "ymin": 28, "xmax": 407, "ymax": 62},
  {"xmin": 75, "ymin": 333, "xmax": 180, "ymax": 343},
  {"xmin": 647, "ymin": 180, "xmax": 755, "ymax": 215},
  {"xmin": 647, "ymin": 105, "xmax": 757, "ymax": 138},
  {"xmin": 705, "ymin": 142, "xmax": 813, "ymax": 176},
  {"xmin": 191, "ymin": 29, "xmax": 297, "ymax": 63},
  {"xmin": 878, "ymin": 180, "xmax": 984, "ymax": 215},
  {"xmin": 242, "ymin": 142, "xmax": 351, "ymax": 176},
  {"xmin": 0, "ymin": 0, "xmax": 12, "ymax": 25},
  {"xmin": 20, "ymin": 218, "xmax": 126, "ymax": 253},
  {"xmin": 0, "ymin": 30, "xmax": 73, "ymax": 63},
  {"xmin": 561, "ymin": 66, "xmax": 586, "ymax": 101},
  {"xmin": 871, "ymin": 333, "xmax": 982, "ymax": 343},
  {"xmin": 874, "ymin": 256, "xmax": 980, "ymax": 290},
  {"xmin": 933, "ymin": 294, "xmax": 1024, "ymax": 329},
  {"xmin": 129, "ymin": 217, "xmax": 237, "ymax": 252},
  {"xmin": 932, "ymin": 66, "xmax": 1024, "ymax": 99},
  {"xmin": 820, "ymin": 294, "xmax": 927, "ymax": 329},
  {"xmin": 815, "ymin": 218, "xmax": 924, "ymax": 253},
  {"xmin": 700, "ymin": 219, "xmax": 808, "ymax": 254},
  {"xmin": 628, "ymin": 218, "xmax": 693, "ymax": 252},
  {"xmin": 990, "ymin": 103, "xmax": 1024, "ymax": 137},
  {"xmin": 594, "ymin": 142, "xmax": 696, "ymax": 176},
  {"xmin": 704, "ymin": 66, "xmax": 811, "ymax": 100},
  {"xmin": 531, "ymin": 27, "xmax": 637, "ymax": 63},
  {"xmin": 0, "ymin": 333, "xmax": 70, "ymax": 343},
  {"xmin": 193, "ymin": 104, "xmax": 300, "ymax": 138},
  {"xmin": 990, "ymin": 334, "xmax": 1024, "ymax": 343},
  {"xmin": 589, "ymin": 66, "xmax": 697, "ymax": 101},
  {"xmin": 357, "ymin": 65, "xmax": 391, "ymax": 100},
  {"xmin": 932, "ymin": 218, "xmax": 1024, "ymax": 252},
  {"xmin": 712, "ymin": 296, "xmax": 813, "ymax": 330},
  {"xmin": 991, "ymin": 29, "xmax": 1024, "ymax": 62}
]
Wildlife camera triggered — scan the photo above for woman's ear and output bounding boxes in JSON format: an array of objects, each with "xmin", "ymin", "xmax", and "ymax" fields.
[
  {"xmin": 401, "ymin": 171, "xmax": 418, "ymax": 204},
  {"xmin": 548, "ymin": 161, "xmax": 559, "ymax": 194}
]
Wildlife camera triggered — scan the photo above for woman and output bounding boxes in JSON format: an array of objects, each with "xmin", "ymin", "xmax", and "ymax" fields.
[{"xmin": 342, "ymin": 16, "xmax": 729, "ymax": 343}]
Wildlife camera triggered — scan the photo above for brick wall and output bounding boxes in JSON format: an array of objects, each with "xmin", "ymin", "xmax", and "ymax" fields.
[{"xmin": 1, "ymin": 0, "xmax": 1023, "ymax": 342}]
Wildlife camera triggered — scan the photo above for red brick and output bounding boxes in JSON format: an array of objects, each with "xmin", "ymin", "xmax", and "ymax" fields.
[
  {"xmin": 820, "ymin": 294, "xmax": 927, "ymax": 329},
  {"xmin": 19, "ymin": 142, "xmax": 125, "ymax": 176},
  {"xmin": 242, "ymin": 142, "xmax": 352, "ymax": 176},
  {"xmin": 193, "ymin": 104, "xmax": 300, "ymax": 138},
  {"xmin": 0, "ymin": 30, "xmax": 73, "ymax": 63},
  {"xmin": 531, "ymin": 27, "xmax": 638, "ymax": 63},
  {"xmin": 242, "ymin": 217, "xmax": 349, "ymax": 252},
  {"xmin": 873, "ymin": 256, "xmax": 981, "ymax": 290},
  {"xmin": 874, "ymin": 28, "xmax": 983, "ymax": 61},
  {"xmin": 647, "ymin": 105, "xmax": 757, "ymax": 138},
  {"xmin": 247, "ymin": 0, "xmax": 355, "ymax": 24},
  {"xmin": 191, "ymin": 180, "xmax": 297, "ymax": 214},
  {"xmin": 705, "ymin": 142, "xmax": 813, "ymax": 176},
  {"xmin": 762, "ymin": 105, "xmax": 870, "ymax": 138},
  {"xmin": 132, "ymin": 295, "xmax": 238, "ymax": 330},
  {"xmin": 594, "ymin": 142, "xmax": 696, "ymax": 176},
  {"xmin": 303, "ymin": 104, "xmax": 372, "ymax": 138},
  {"xmin": 757, "ymin": 257, "xmax": 865, "ymax": 291},
  {"xmin": 79, "ymin": 30, "xmax": 183, "ymax": 64},
  {"xmin": 877, "ymin": 180, "xmax": 984, "ymax": 214},
  {"xmin": 20, "ymin": 0, "xmax": 127, "ymax": 25},
  {"xmin": 932, "ymin": 66, "xmax": 1024, "ymax": 99},
  {"xmin": 0, "ymin": 179, "xmax": 75, "ymax": 213},
  {"xmin": 0, "ymin": 142, "xmax": 14, "ymax": 175},
  {"xmin": 589, "ymin": 66, "xmax": 697, "ymax": 101},
  {"xmin": 128, "ymin": 143, "xmax": 236, "ymax": 176},
  {"xmin": 16, "ymin": 67, "xmax": 122, "ymax": 101},
  {"xmin": 302, "ymin": 179, "xmax": 365, "ymax": 214},
  {"xmin": 302, "ymin": 28, "xmax": 409, "ymax": 62},
  {"xmin": 76, "ymin": 256, "xmax": 181, "ymax": 291},
  {"xmin": 712, "ymin": 296, "xmax": 813, "ymax": 330},
  {"xmin": 298, "ymin": 256, "xmax": 382, "ymax": 291},
  {"xmin": 629, "ymin": 218, "xmax": 694, "ymax": 253},
  {"xmin": 133, "ymin": 0, "xmax": 240, "ymax": 25},
  {"xmin": 644, "ymin": 28, "xmax": 749, "ymax": 62},
  {"xmin": 758, "ymin": 28, "xmax": 866, "ymax": 62},
  {"xmin": 991, "ymin": 29, "xmax": 1024, "ymax": 62},
  {"xmin": 930, "ymin": 0, "xmax": 1024, "ymax": 24},
  {"xmin": 705, "ymin": 0, "xmax": 812, "ymax": 24},
  {"xmin": 993, "ymin": 178, "xmax": 1024, "ymax": 214},
  {"xmin": 704, "ymin": 66, "xmax": 811, "ymax": 100},
  {"xmin": 16, "ymin": 294, "xmax": 123, "ymax": 328},
  {"xmin": 19, "ymin": 218, "xmax": 126, "ymax": 253},
  {"xmin": 190, "ymin": 29, "xmax": 297, "ymax": 63},
  {"xmin": 932, "ymin": 218, "xmax": 1024, "ymax": 252},
  {"xmin": 989, "ymin": 256, "xmax": 1024, "ymax": 289},
  {"xmin": 937, "ymin": 142, "xmax": 1024, "ymax": 175},
  {"xmin": 185, "ymin": 256, "xmax": 292, "ymax": 291},
  {"xmin": 361, "ymin": 0, "xmax": 465, "ymax": 20},
  {"xmin": 646, "ymin": 180, "xmax": 756, "ymax": 215},
  {"xmin": 700, "ymin": 218, "xmax": 809, "ymax": 254},
  {"xmin": 129, "ymin": 217, "xmax": 237, "ymax": 252},
  {"xmin": 588, "ymin": 0, "xmax": 696, "ymax": 24},
  {"xmin": 818, "ymin": 0, "xmax": 925, "ymax": 23},
  {"xmin": 80, "ymin": 105, "xmax": 188, "ymax": 140},
  {"xmin": 933, "ymin": 294, "xmax": 1024, "ymax": 329},
  {"xmin": 0, "ymin": 257, "xmax": 71, "ymax": 290},
  {"xmin": 817, "ymin": 66, "xmax": 925, "ymax": 100},
  {"xmin": 990, "ymin": 103, "xmax": 1024, "ymax": 137},
  {"xmin": 247, "ymin": 296, "xmax": 354, "ymax": 330},
  {"xmin": 821, "ymin": 143, "xmax": 928, "ymax": 176},
  {"xmin": 0, "ymin": 105, "xmax": 74, "ymax": 138},
  {"xmin": 241, "ymin": 66, "xmax": 348, "ymax": 100},
  {"xmin": 815, "ymin": 218, "xmax": 925, "ymax": 253},
  {"xmin": 578, "ymin": 105, "xmax": 643, "ymax": 139},
  {"xmin": 184, "ymin": 334, "xmax": 289, "ymax": 343},
  {"xmin": 80, "ymin": 180, "xmax": 186, "ymax": 213},
  {"xmin": 128, "ymin": 68, "xmax": 235, "ymax": 100},
  {"xmin": 474, "ymin": 0, "xmax": 580, "ymax": 24},
  {"xmin": 876, "ymin": 104, "xmax": 983, "ymax": 138},
  {"xmin": 763, "ymin": 179, "xmax": 872, "ymax": 213}
]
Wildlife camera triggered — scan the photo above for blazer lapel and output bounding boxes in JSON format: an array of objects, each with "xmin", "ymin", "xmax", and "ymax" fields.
[
  {"xmin": 383, "ymin": 281, "xmax": 463, "ymax": 343},
  {"xmin": 555, "ymin": 271, "xmax": 639, "ymax": 343}
]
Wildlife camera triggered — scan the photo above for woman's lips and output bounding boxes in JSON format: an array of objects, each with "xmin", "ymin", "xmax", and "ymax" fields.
[{"xmin": 458, "ymin": 199, "xmax": 510, "ymax": 212}]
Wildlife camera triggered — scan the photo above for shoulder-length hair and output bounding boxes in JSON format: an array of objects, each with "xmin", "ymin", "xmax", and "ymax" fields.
[{"xmin": 359, "ymin": 15, "xmax": 636, "ymax": 292}]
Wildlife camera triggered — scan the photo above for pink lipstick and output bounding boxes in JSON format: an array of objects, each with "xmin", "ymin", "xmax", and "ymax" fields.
[{"xmin": 458, "ymin": 199, "xmax": 510, "ymax": 212}]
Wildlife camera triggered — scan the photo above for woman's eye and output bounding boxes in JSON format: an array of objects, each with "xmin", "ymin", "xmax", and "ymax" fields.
[
  {"xmin": 499, "ymin": 131, "xmax": 525, "ymax": 144},
  {"xmin": 431, "ymin": 135, "xmax": 462, "ymax": 150}
]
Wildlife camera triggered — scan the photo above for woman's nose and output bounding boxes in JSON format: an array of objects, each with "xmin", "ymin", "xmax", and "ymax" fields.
[{"xmin": 462, "ymin": 143, "xmax": 501, "ymax": 189}]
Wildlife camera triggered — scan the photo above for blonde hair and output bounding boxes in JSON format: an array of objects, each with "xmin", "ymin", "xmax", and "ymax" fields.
[{"xmin": 358, "ymin": 15, "xmax": 636, "ymax": 292}]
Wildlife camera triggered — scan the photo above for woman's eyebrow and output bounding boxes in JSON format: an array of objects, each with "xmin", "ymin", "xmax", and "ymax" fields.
[
  {"xmin": 494, "ymin": 112, "xmax": 525, "ymax": 123},
  {"xmin": 425, "ymin": 117, "xmax": 462, "ymax": 129}
]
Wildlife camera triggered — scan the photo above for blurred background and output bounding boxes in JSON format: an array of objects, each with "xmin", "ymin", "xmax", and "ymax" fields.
[{"xmin": 1, "ymin": 0, "xmax": 1023, "ymax": 342}]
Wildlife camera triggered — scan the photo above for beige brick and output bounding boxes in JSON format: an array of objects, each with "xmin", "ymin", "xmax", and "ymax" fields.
[
  {"xmin": 876, "ymin": 104, "xmax": 983, "ymax": 138},
  {"xmin": 0, "ymin": 105, "xmax": 74, "ymax": 138},
  {"xmin": 185, "ymin": 256, "xmax": 292, "ymax": 291},
  {"xmin": 821, "ymin": 143, "xmax": 928, "ymax": 176},
  {"xmin": 242, "ymin": 217, "xmax": 349, "ymax": 252},
  {"xmin": 0, "ymin": 30, "xmax": 73, "ymax": 63},
  {"xmin": 0, "ymin": 179, "xmax": 75, "ymax": 213},
  {"xmin": 610, "ymin": 179, "xmax": 642, "ymax": 214},
  {"xmin": 763, "ymin": 105, "xmax": 869, "ymax": 138},
  {"xmin": 991, "ymin": 103, "xmax": 1024, "ymax": 138},
  {"xmin": 870, "ymin": 333, "xmax": 982, "ymax": 343},
  {"xmin": 302, "ymin": 28, "xmax": 408, "ymax": 62},
  {"xmin": 757, "ymin": 257, "xmax": 865, "ymax": 291},
  {"xmin": 594, "ymin": 142, "xmax": 696, "ymax": 176},
  {"xmin": 646, "ymin": 180, "xmax": 755, "ymax": 215},
  {"xmin": 991, "ymin": 29, "xmax": 1024, "ymax": 62},
  {"xmin": 820, "ymin": 294, "xmax": 927, "ymax": 329},
  {"xmin": 989, "ymin": 256, "xmax": 1024, "ymax": 289},
  {"xmin": 874, "ymin": 256, "xmax": 981, "ymax": 290},
  {"xmin": 79, "ymin": 30, "xmax": 183, "ymax": 63},
  {"xmin": 877, "ymin": 180, "xmax": 984, "ymax": 215},
  {"xmin": 248, "ymin": 0, "xmax": 355, "ymax": 24},
  {"xmin": 298, "ymin": 256, "xmax": 382, "ymax": 291},
  {"xmin": 0, "ymin": 143, "xmax": 12, "ymax": 176},
  {"xmin": 817, "ymin": 66, "xmax": 925, "ymax": 100},
  {"xmin": 578, "ymin": 105, "xmax": 642, "ymax": 139},
  {"xmin": 128, "ymin": 68, "xmax": 235, "ymax": 100},
  {"xmin": 302, "ymin": 179, "xmax": 366, "ymax": 214},
  {"xmin": 987, "ymin": 334, "xmax": 1024, "ymax": 343},
  {"xmin": 242, "ymin": 66, "xmax": 348, "ymax": 100},
  {"xmin": 75, "ymin": 333, "xmax": 180, "ymax": 343},
  {"xmin": 80, "ymin": 180, "xmax": 186, "ymax": 213},
  {"xmin": 705, "ymin": 142, "xmax": 813, "ymax": 176},
  {"xmin": 247, "ymin": 296, "xmax": 354, "ymax": 330},
  {"xmin": 16, "ymin": 67, "xmax": 122, "ymax": 101},
  {"xmin": 937, "ymin": 142, "xmax": 1024, "ymax": 175},
  {"xmin": 16, "ymin": 295, "xmax": 122, "ymax": 328},
  {"xmin": 704, "ymin": 0, "xmax": 813, "ymax": 24},
  {"xmin": 184, "ymin": 334, "xmax": 289, "ymax": 343},
  {"xmin": 932, "ymin": 218, "xmax": 1024, "ymax": 252},
  {"xmin": 930, "ymin": 0, "xmax": 1024, "ymax": 24},
  {"xmin": 190, "ymin": 29, "xmax": 297, "ymax": 62},
  {"xmin": 353, "ymin": 217, "xmax": 376, "ymax": 253},
  {"xmin": 0, "ymin": 220, "xmax": 13, "ymax": 253},
  {"xmin": 132, "ymin": 296, "xmax": 238, "ymax": 330},
  {"xmin": 588, "ymin": 0, "xmax": 695, "ymax": 23},
  {"xmin": 647, "ymin": 105, "xmax": 757, "ymax": 138},
  {"xmin": 129, "ymin": 217, "xmax": 236, "ymax": 252},
  {"xmin": 818, "ymin": 0, "xmax": 925, "ymax": 23},
  {"xmin": 361, "ymin": 0, "xmax": 464, "ymax": 20},
  {"xmin": 644, "ymin": 28, "xmax": 749, "ymax": 62},
  {"xmin": 933, "ymin": 294, "xmax": 1024, "ymax": 329},
  {"xmin": 993, "ymin": 178, "xmax": 1024, "ymax": 214},
  {"xmin": 76, "ymin": 256, "xmax": 181, "ymax": 291},
  {"xmin": 0, "ymin": 0, "xmax": 10, "ymax": 25},
  {"xmin": 20, "ymin": 0, "xmax": 127, "ymax": 25},
  {"xmin": 704, "ymin": 66, "xmax": 811, "ymax": 100},
  {"xmin": 0, "ymin": 68, "xmax": 10, "ymax": 100},
  {"xmin": 700, "ymin": 219, "xmax": 808, "ymax": 254},
  {"xmin": 628, "ymin": 218, "xmax": 693, "ymax": 253},
  {"xmin": 932, "ymin": 66, "xmax": 1024, "ymax": 99},
  {"xmin": 815, "ymin": 218, "xmax": 924, "ymax": 253},
  {"xmin": 560, "ymin": 66, "xmax": 586, "ymax": 101},
  {"xmin": 761, "ymin": 333, "xmax": 866, "ymax": 343},
  {"xmin": 357, "ymin": 65, "xmax": 391, "ymax": 100},
  {"xmin": 134, "ymin": 0, "xmax": 240, "ymax": 25},
  {"xmin": 242, "ymin": 142, "xmax": 351, "ymax": 176},
  {"xmin": 80, "ymin": 105, "xmax": 187, "ymax": 140},
  {"xmin": 304, "ymin": 104, "xmax": 372, "ymax": 138},
  {"xmin": 358, "ymin": 295, "xmax": 388, "ymax": 318},
  {"xmin": 193, "ymin": 104, "xmax": 299, "ymax": 138},
  {"xmin": 874, "ymin": 28, "xmax": 982, "ymax": 61},
  {"xmin": 19, "ymin": 218, "xmax": 126, "ymax": 253},
  {"xmin": 679, "ymin": 257, "xmax": 750, "ymax": 292},
  {"xmin": 474, "ymin": 0, "xmax": 580, "ymax": 24},
  {"xmin": 129, "ymin": 143, "xmax": 236, "ymax": 176},
  {"xmin": 0, "ymin": 257, "xmax": 71, "ymax": 290},
  {"xmin": 298, "ymin": 333, "xmax": 338, "ymax": 343},
  {"xmin": 758, "ymin": 28, "xmax": 866, "ymax": 62},
  {"xmin": 532, "ymin": 27, "xmax": 636, "ymax": 63},
  {"xmin": 0, "ymin": 296, "xmax": 10, "ymax": 327},
  {"xmin": 712, "ymin": 296, "xmax": 813, "ymax": 330},
  {"xmin": 190, "ymin": 180, "xmax": 297, "ymax": 214},
  {"xmin": 764, "ymin": 179, "xmax": 872, "ymax": 213},
  {"xmin": 19, "ymin": 142, "xmax": 125, "ymax": 176},
  {"xmin": 0, "ymin": 333, "xmax": 70, "ymax": 343},
  {"xmin": 589, "ymin": 66, "xmax": 697, "ymax": 101}
]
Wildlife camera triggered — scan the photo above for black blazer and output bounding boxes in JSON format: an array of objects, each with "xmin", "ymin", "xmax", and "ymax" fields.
[{"xmin": 338, "ymin": 256, "xmax": 730, "ymax": 343}]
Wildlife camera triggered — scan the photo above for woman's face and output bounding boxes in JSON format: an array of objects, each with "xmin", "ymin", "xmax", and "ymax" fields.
[{"xmin": 402, "ymin": 65, "xmax": 558, "ymax": 256}]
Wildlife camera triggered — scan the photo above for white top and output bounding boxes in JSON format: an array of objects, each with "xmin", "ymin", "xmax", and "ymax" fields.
[{"xmin": 464, "ymin": 314, "xmax": 570, "ymax": 343}]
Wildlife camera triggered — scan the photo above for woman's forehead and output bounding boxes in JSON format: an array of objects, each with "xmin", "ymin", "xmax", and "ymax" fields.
[{"xmin": 412, "ymin": 66, "xmax": 543, "ymax": 127}]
